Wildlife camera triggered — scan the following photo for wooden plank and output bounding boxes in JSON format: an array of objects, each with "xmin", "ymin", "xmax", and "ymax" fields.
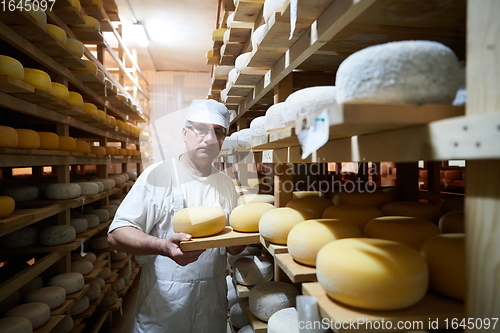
[
  {"xmin": 81, "ymin": 3, "xmax": 107, "ymax": 20},
  {"xmin": 234, "ymin": 0, "xmax": 265, "ymax": 22},
  {"xmin": 244, "ymin": 303, "xmax": 267, "ymax": 333},
  {"xmin": 0, "ymin": 75, "xmax": 35, "ymax": 94},
  {"xmin": 53, "ymin": 5, "xmax": 86, "ymax": 25},
  {"xmin": 227, "ymin": 25, "xmax": 253, "ymax": 43},
  {"xmin": 227, "ymin": 84, "xmax": 254, "ymax": 97},
  {"xmin": 221, "ymin": 42, "xmax": 245, "ymax": 56},
  {"xmin": 302, "ymin": 282, "xmax": 464, "ymax": 332},
  {"xmin": 259, "ymin": 235, "xmax": 288, "ymax": 256},
  {"xmin": 51, "ymin": 299, "xmax": 75, "ymax": 316},
  {"xmin": 84, "ymin": 268, "xmax": 104, "ymax": 282},
  {"xmin": 33, "ymin": 315, "xmax": 65, "ymax": 333},
  {"xmin": 179, "ymin": 226, "xmax": 260, "ymax": 251},
  {"xmin": 234, "ymin": 68, "xmax": 268, "ymax": 86},
  {"xmin": 67, "ymin": 284, "xmax": 90, "ymax": 301},
  {"xmin": 232, "ymin": 275, "xmax": 252, "ymax": 298},
  {"xmin": 274, "ymin": 253, "xmax": 317, "ymax": 283},
  {"xmin": 219, "ymin": 55, "xmax": 236, "ymax": 66},
  {"xmin": 72, "ymin": 323, "xmax": 86, "ymax": 333},
  {"xmin": 0, "ymin": 204, "xmax": 63, "ymax": 237},
  {"xmin": 71, "ymin": 27, "xmax": 103, "ymax": 44}
]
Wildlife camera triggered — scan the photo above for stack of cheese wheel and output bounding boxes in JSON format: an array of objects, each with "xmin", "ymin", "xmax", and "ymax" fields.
[
  {"xmin": 285, "ymin": 197, "xmax": 333, "ymax": 220},
  {"xmin": 0, "ymin": 227, "xmax": 38, "ymax": 249},
  {"xmin": 233, "ymin": 254, "xmax": 273, "ymax": 286},
  {"xmin": 287, "ymin": 219, "xmax": 362, "ymax": 267},
  {"xmin": 332, "ymin": 190, "xmax": 392, "ymax": 209},
  {"xmin": 230, "ymin": 202, "xmax": 275, "ymax": 232},
  {"xmin": 172, "ymin": 206, "xmax": 226, "ymax": 237},
  {"xmin": 420, "ymin": 234, "xmax": 465, "ymax": 301},
  {"xmin": 5, "ymin": 302, "xmax": 51, "ymax": 329},
  {"xmin": 0, "ymin": 195, "xmax": 15, "ymax": 218},
  {"xmin": 381, "ymin": 201, "xmax": 442, "ymax": 224},
  {"xmin": 322, "ymin": 205, "xmax": 383, "ymax": 231},
  {"xmin": 237, "ymin": 193, "xmax": 274, "ymax": 205},
  {"xmin": 37, "ymin": 132, "xmax": 59, "ymax": 150},
  {"xmin": 264, "ymin": 102, "xmax": 286, "ymax": 132},
  {"xmin": 316, "ymin": 238, "xmax": 428, "ymax": 310},
  {"xmin": 259, "ymin": 207, "xmax": 306, "ymax": 245},
  {"xmin": 23, "ymin": 68, "xmax": 52, "ymax": 92},
  {"xmin": 439, "ymin": 211, "xmax": 464, "ymax": 233},
  {"xmin": 364, "ymin": 216, "xmax": 441, "ymax": 250},
  {"xmin": 336, "ymin": 40, "xmax": 460, "ymax": 104},
  {"xmin": 0, "ymin": 55, "xmax": 25, "ymax": 80},
  {"xmin": 16, "ymin": 129, "xmax": 40, "ymax": 149},
  {"xmin": 0, "ymin": 125, "xmax": 18, "ymax": 148},
  {"xmin": 249, "ymin": 281, "xmax": 299, "ymax": 321}
]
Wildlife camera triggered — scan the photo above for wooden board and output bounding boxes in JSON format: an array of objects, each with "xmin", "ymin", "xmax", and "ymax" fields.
[
  {"xmin": 221, "ymin": 42, "xmax": 245, "ymax": 56},
  {"xmin": 0, "ymin": 204, "xmax": 61, "ymax": 236},
  {"xmin": 71, "ymin": 28, "xmax": 103, "ymax": 44},
  {"xmin": 219, "ymin": 55, "xmax": 236, "ymax": 66},
  {"xmin": 179, "ymin": 226, "xmax": 260, "ymax": 251},
  {"xmin": 244, "ymin": 304, "xmax": 267, "ymax": 333},
  {"xmin": 67, "ymin": 284, "xmax": 90, "ymax": 301},
  {"xmin": 259, "ymin": 236, "xmax": 288, "ymax": 256},
  {"xmin": 51, "ymin": 299, "xmax": 75, "ymax": 315},
  {"xmin": 84, "ymin": 268, "xmax": 104, "ymax": 282},
  {"xmin": 234, "ymin": 68, "xmax": 268, "ymax": 86},
  {"xmin": 0, "ymin": 75, "xmax": 34, "ymax": 94},
  {"xmin": 232, "ymin": 275, "xmax": 252, "ymax": 298},
  {"xmin": 227, "ymin": 24, "xmax": 253, "ymax": 43},
  {"xmin": 234, "ymin": 0, "xmax": 265, "ymax": 22},
  {"xmin": 227, "ymin": 84, "xmax": 254, "ymax": 97},
  {"xmin": 33, "ymin": 315, "xmax": 65, "ymax": 333},
  {"xmin": 274, "ymin": 253, "xmax": 317, "ymax": 283},
  {"xmin": 53, "ymin": 5, "xmax": 86, "ymax": 25},
  {"xmin": 302, "ymin": 282, "xmax": 464, "ymax": 332}
]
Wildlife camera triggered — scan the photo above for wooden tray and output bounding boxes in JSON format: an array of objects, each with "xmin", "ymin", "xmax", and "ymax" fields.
[
  {"xmin": 179, "ymin": 226, "xmax": 260, "ymax": 251},
  {"xmin": 33, "ymin": 315, "xmax": 65, "ymax": 333},
  {"xmin": 274, "ymin": 252, "xmax": 317, "ymax": 283},
  {"xmin": 259, "ymin": 236, "xmax": 288, "ymax": 256}
]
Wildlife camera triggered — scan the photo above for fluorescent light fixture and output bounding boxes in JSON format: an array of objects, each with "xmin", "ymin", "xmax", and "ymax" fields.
[{"xmin": 131, "ymin": 23, "xmax": 149, "ymax": 47}]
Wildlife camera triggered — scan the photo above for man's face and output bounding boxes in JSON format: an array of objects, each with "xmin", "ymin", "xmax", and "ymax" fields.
[{"xmin": 183, "ymin": 121, "xmax": 226, "ymax": 163}]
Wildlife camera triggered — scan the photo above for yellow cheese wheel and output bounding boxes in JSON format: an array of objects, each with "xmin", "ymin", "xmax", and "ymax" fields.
[
  {"xmin": 332, "ymin": 191, "xmax": 392, "ymax": 209},
  {"xmin": 107, "ymin": 115, "xmax": 116, "ymax": 126},
  {"xmin": 0, "ymin": 196, "xmax": 15, "ymax": 218},
  {"xmin": 322, "ymin": 204, "xmax": 383, "ymax": 230},
  {"xmin": 83, "ymin": 103, "xmax": 98, "ymax": 115},
  {"xmin": 116, "ymin": 120, "xmax": 125, "ymax": 130},
  {"xmin": 49, "ymin": 82, "xmax": 69, "ymax": 100},
  {"xmin": 212, "ymin": 28, "xmax": 227, "ymax": 41},
  {"xmin": 104, "ymin": 146, "xmax": 116, "ymax": 156},
  {"xmin": 364, "ymin": 216, "xmax": 441, "ymax": 250},
  {"xmin": 66, "ymin": 38, "xmax": 84, "ymax": 58},
  {"xmin": 420, "ymin": 234, "xmax": 465, "ymax": 301},
  {"xmin": 0, "ymin": 55, "xmax": 24, "ymax": 80},
  {"xmin": 67, "ymin": 91, "xmax": 84, "ymax": 107},
  {"xmin": 96, "ymin": 69, "xmax": 105, "ymax": 82},
  {"xmin": 75, "ymin": 140, "xmax": 91, "ymax": 153},
  {"xmin": 83, "ymin": 60, "xmax": 98, "ymax": 75},
  {"xmin": 316, "ymin": 238, "xmax": 428, "ymax": 311},
  {"xmin": 438, "ymin": 211, "xmax": 464, "ymax": 234},
  {"xmin": 381, "ymin": 201, "xmax": 442, "ymax": 224},
  {"xmin": 69, "ymin": 0, "xmax": 81, "ymax": 11},
  {"xmin": 287, "ymin": 219, "xmax": 361, "ymax": 267},
  {"xmin": 80, "ymin": 15, "xmax": 100, "ymax": 30},
  {"xmin": 96, "ymin": 110, "xmax": 106, "ymax": 121},
  {"xmin": 172, "ymin": 206, "xmax": 226, "ymax": 237},
  {"xmin": 285, "ymin": 197, "xmax": 333, "ymax": 220},
  {"xmin": 229, "ymin": 203, "xmax": 276, "ymax": 232},
  {"xmin": 237, "ymin": 194, "xmax": 274, "ymax": 205},
  {"xmin": 58, "ymin": 136, "xmax": 76, "ymax": 151},
  {"xmin": 46, "ymin": 24, "xmax": 67, "ymax": 45},
  {"xmin": 259, "ymin": 207, "xmax": 306, "ymax": 245},
  {"xmin": 91, "ymin": 146, "xmax": 106, "ymax": 156},
  {"xmin": 23, "ymin": 68, "xmax": 52, "ymax": 92},
  {"xmin": 292, "ymin": 191, "xmax": 324, "ymax": 200},
  {"xmin": 26, "ymin": 9, "xmax": 47, "ymax": 27},
  {"xmin": 0, "ymin": 125, "xmax": 18, "ymax": 148},
  {"xmin": 16, "ymin": 129, "xmax": 40, "ymax": 149},
  {"xmin": 37, "ymin": 132, "xmax": 59, "ymax": 150},
  {"xmin": 206, "ymin": 49, "xmax": 214, "ymax": 58}
]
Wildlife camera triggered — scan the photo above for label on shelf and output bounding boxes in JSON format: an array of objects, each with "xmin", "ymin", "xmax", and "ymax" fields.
[{"xmin": 297, "ymin": 109, "xmax": 329, "ymax": 159}]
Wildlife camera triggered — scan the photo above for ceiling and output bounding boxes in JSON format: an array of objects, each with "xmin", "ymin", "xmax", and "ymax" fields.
[{"xmin": 113, "ymin": 0, "xmax": 219, "ymax": 73}]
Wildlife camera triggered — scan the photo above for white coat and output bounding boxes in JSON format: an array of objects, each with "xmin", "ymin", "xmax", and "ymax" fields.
[{"xmin": 109, "ymin": 157, "xmax": 238, "ymax": 333}]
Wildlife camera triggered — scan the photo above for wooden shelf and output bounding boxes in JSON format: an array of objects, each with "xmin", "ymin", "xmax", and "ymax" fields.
[
  {"xmin": 0, "ymin": 75, "xmax": 34, "ymax": 94},
  {"xmin": 67, "ymin": 284, "xmax": 91, "ymax": 302},
  {"xmin": 232, "ymin": 275, "xmax": 252, "ymax": 298},
  {"xmin": 274, "ymin": 253, "xmax": 317, "ymax": 283},
  {"xmin": 179, "ymin": 226, "xmax": 260, "ymax": 251},
  {"xmin": 51, "ymin": 299, "xmax": 75, "ymax": 316},
  {"xmin": 244, "ymin": 304, "xmax": 267, "ymax": 333},
  {"xmin": 259, "ymin": 236, "xmax": 288, "ymax": 256},
  {"xmin": 302, "ymin": 282, "xmax": 464, "ymax": 332},
  {"xmin": 0, "ymin": 204, "xmax": 63, "ymax": 237},
  {"xmin": 34, "ymin": 315, "xmax": 65, "ymax": 333},
  {"xmin": 84, "ymin": 268, "xmax": 104, "ymax": 282},
  {"xmin": 233, "ymin": 0, "xmax": 265, "ymax": 22}
]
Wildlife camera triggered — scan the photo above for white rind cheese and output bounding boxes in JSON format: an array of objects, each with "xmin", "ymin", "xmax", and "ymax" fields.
[
  {"xmin": 249, "ymin": 116, "xmax": 267, "ymax": 138},
  {"xmin": 264, "ymin": 102, "xmax": 286, "ymax": 132},
  {"xmin": 24, "ymin": 286, "xmax": 66, "ymax": 310},
  {"xmin": 235, "ymin": 52, "xmax": 252, "ymax": 71},
  {"xmin": 268, "ymin": 307, "xmax": 300, "ymax": 333},
  {"xmin": 230, "ymin": 300, "xmax": 250, "ymax": 329},
  {"xmin": 39, "ymin": 225, "xmax": 76, "ymax": 246},
  {"xmin": 249, "ymin": 281, "xmax": 299, "ymax": 322},
  {"xmin": 234, "ymin": 255, "xmax": 273, "ymax": 286},
  {"xmin": 5, "ymin": 302, "xmax": 51, "ymax": 329},
  {"xmin": 0, "ymin": 316, "xmax": 33, "ymax": 333},
  {"xmin": 71, "ymin": 260, "xmax": 94, "ymax": 276},
  {"xmin": 1, "ymin": 227, "xmax": 38, "ymax": 249},
  {"xmin": 74, "ymin": 182, "xmax": 99, "ymax": 196},
  {"xmin": 48, "ymin": 272, "xmax": 84, "ymax": 294},
  {"xmin": 80, "ymin": 214, "xmax": 100, "ymax": 228},
  {"xmin": 251, "ymin": 24, "xmax": 267, "ymax": 50},
  {"xmin": 283, "ymin": 86, "xmax": 337, "ymax": 128},
  {"xmin": 44, "ymin": 183, "xmax": 81, "ymax": 200}
]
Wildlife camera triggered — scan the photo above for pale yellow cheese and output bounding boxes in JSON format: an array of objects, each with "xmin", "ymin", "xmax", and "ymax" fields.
[
  {"xmin": 439, "ymin": 211, "xmax": 464, "ymax": 233},
  {"xmin": 58, "ymin": 136, "xmax": 76, "ymax": 151},
  {"xmin": 46, "ymin": 24, "xmax": 67, "ymax": 45},
  {"xmin": 83, "ymin": 103, "xmax": 98, "ymax": 115},
  {"xmin": 322, "ymin": 204, "xmax": 383, "ymax": 230},
  {"xmin": 37, "ymin": 132, "xmax": 59, "ymax": 150},
  {"xmin": 0, "ymin": 196, "xmax": 15, "ymax": 218},
  {"xmin": 66, "ymin": 38, "xmax": 84, "ymax": 58},
  {"xmin": 172, "ymin": 206, "xmax": 226, "ymax": 237},
  {"xmin": 96, "ymin": 69, "xmax": 105, "ymax": 82},
  {"xmin": 381, "ymin": 201, "xmax": 442, "ymax": 224},
  {"xmin": 420, "ymin": 234, "xmax": 465, "ymax": 301},
  {"xmin": 69, "ymin": 15, "xmax": 100, "ymax": 30},
  {"xmin": 26, "ymin": 9, "xmax": 47, "ymax": 27},
  {"xmin": 91, "ymin": 146, "xmax": 106, "ymax": 156},
  {"xmin": 316, "ymin": 238, "xmax": 428, "ymax": 311},
  {"xmin": 75, "ymin": 140, "xmax": 91, "ymax": 153},
  {"xmin": 67, "ymin": 91, "xmax": 84, "ymax": 107},
  {"xmin": 230, "ymin": 203, "xmax": 275, "ymax": 232},
  {"xmin": 15, "ymin": 129, "xmax": 40, "ymax": 149},
  {"xmin": 49, "ymin": 82, "xmax": 69, "ymax": 101},
  {"xmin": 332, "ymin": 191, "xmax": 392, "ymax": 209},
  {"xmin": 287, "ymin": 219, "xmax": 362, "ymax": 267},
  {"xmin": 96, "ymin": 110, "xmax": 106, "ymax": 121},
  {"xmin": 285, "ymin": 197, "xmax": 334, "ymax": 219},
  {"xmin": 212, "ymin": 28, "xmax": 227, "ymax": 41},
  {"xmin": 23, "ymin": 68, "xmax": 52, "ymax": 92},
  {"xmin": 259, "ymin": 207, "xmax": 306, "ymax": 245},
  {"xmin": 0, "ymin": 55, "xmax": 24, "ymax": 80},
  {"xmin": 237, "ymin": 194, "xmax": 274, "ymax": 205},
  {"xmin": 69, "ymin": 0, "xmax": 81, "ymax": 10},
  {"xmin": 0, "ymin": 125, "xmax": 18, "ymax": 148},
  {"xmin": 5, "ymin": 302, "xmax": 50, "ymax": 329},
  {"xmin": 364, "ymin": 216, "xmax": 441, "ymax": 250}
]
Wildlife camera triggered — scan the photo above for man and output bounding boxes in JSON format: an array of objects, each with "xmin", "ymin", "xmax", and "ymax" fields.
[{"xmin": 108, "ymin": 99, "xmax": 244, "ymax": 333}]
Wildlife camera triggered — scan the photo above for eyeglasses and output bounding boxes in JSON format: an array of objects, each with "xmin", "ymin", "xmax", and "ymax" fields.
[{"xmin": 186, "ymin": 123, "xmax": 226, "ymax": 139}]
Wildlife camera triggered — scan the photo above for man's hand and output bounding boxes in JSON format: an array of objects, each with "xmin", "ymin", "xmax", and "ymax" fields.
[{"xmin": 164, "ymin": 232, "xmax": 205, "ymax": 266}]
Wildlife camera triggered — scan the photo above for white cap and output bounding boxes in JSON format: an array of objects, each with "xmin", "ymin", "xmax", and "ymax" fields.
[{"xmin": 185, "ymin": 99, "xmax": 231, "ymax": 129}]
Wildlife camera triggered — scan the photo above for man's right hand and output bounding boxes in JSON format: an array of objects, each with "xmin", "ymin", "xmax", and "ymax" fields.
[{"xmin": 164, "ymin": 233, "xmax": 205, "ymax": 266}]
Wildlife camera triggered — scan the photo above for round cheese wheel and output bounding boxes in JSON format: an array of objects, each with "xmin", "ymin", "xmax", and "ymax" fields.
[
  {"xmin": 364, "ymin": 216, "xmax": 441, "ymax": 250},
  {"xmin": 235, "ymin": 52, "xmax": 252, "ymax": 71},
  {"xmin": 237, "ymin": 194, "xmax": 274, "ymax": 205},
  {"xmin": 212, "ymin": 28, "xmax": 227, "ymax": 41},
  {"xmin": 118, "ymin": 267, "xmax": 131, "ymax": 283},
  {"xmin": 90, "ymin": 146, "xmax": 106, "ymax": 156},
  {"xmin": 71, "ymin": 251, "xmax": 96, "ymax": 263},
  {"xmin": 83, "ymin": 102, "xmax": 98, "ymax": 115},
  {"xmin": 249, "ymin": 116, "xmax": 267, "ymax": 138},
  {"xmin": 109, "ymin": 175, "xmax": 125, "ymax": 185},
  {"xmin": 52, "ymin": 315, "xmax": 73, "ymax": 333},
  {"xmin": 283, "ymin": 86, "xmax": 338, "ymax": 127},
  {"xmin": 322, "ymin": 204, "xmax": 383, "ymax": 230},
  {"xmin": 172, "ymin": 206, "xmax": 226, "ymax": 237},
  {"xmin": 66, "ymin": 37, "xmax": 84, "ymax": 58},
  {"xmin": 264, "ymin": 102, "xmax": 286, "ymax": 132},
  {"xmin": 251, "ymin": 24, "xmax": 267, "ymax": 50},
  {"xmin": 45, "ymin": 183, "xmax": 81, "ymax": 200},
  {"xmin": 268, "ymin": 307, "xmax": 299, "ymax": 333},
  {"xmin": 263, "ymin": 0, "xmax": 287, "ymax": 22},
  {"xmin": 90, "ymin": 236, "xmax": 109, "ymax": 250},
  {"xmin": 230, "ymin": 203, "xmax": 275, "ymax": 232},
  {"xmin": 74, "ymin": 182, "xmax": 99, "ymax": 196},
  {"xmin": 70, "ymin": 217, "xmax": 88, "ymax": 234},
  {"xmin": 91, "ymin": 178, "xmax": 115, "ymax": 191},
  {"xmin": 40, "ymin": 225, "xmax": 76, "ymax": 246},
  {"xmin": 37, "ymin": 132, "xmax": 59, "ymax": 150},
  {"xmin": 111, "ymin": 277, "xmax": 125, "ymax": 292},
  {"xmin": 80, "ymin": 214, "xmax": 100, "ymax": 228},
  {"xmin": 94, "ymin": 182, "xmax": 104, "ymax": 193},
  {"xmin": 234, "ymin": 255, "xmax": 273, "ymax": 286},
  {"xmin": 58, "ymin": 136, "xmax": 76, "ymax": 151},
  {"xmin": 99, "ymin": 267, "xmax": 111, "ymax": 280},
  {"xmin": 98, "ymin": 291, "xmax": 118, "ymax": 307},
  {"xmin": 92, "ymin": 209, "xmax": 109, "ymax": 222},
  {"xmin": 336, "ymin": 41, "xmax": 460, "ymax": 104},
  {"xmin": 285, "ymin": 197, "xmax": 334, "ymax": 220},
  {"xmin": 16, "ymin": 129, "xmax": 40, "ymax": 149},
  {"xmin": 104, "ymin": 146, "xmax": 115, "ymax": 156},
  {"xmin": 95, "ymin": 109, "xmax": 106, "ymax": 121},
  {"xmin": 439, "ymin": 211, "xmax": 464, "ymax": 234},
  {"xmin": 420, "ymin": 234, "xmax": 465, "ymax": 301},
  {"xmin": 0, "ymin": 316, "xmax": 32, "ymax": 333},
  {"xmin": 0, "ymin": 227, "xmax": 37, "ymax": 249},
  {"xmin": 0, "ymin": 195, "xmax": 15, "ymax": 218},
  {"xmin": 25, "ymin": 286, "xmax": 66, "ymax": 310},
  {"xmin": 67, "ymin": 91, "xmax": 84, "ymax": 107},
  {"xmin": 48, "ymin": 272, "xmax": 84, "ymax": 294},
  {"xmin": 72, "ymin": 260, "xmax": 93, "ymax": 276},
  {"xmin": 249, "ymin": 281, "xmax": 299, "ymax": 322},
  {"xmin": 316, "ymin": 238, "xmax": 428, "ymax": 310},
  {"xmin": 222, "ymin": 29, "xmax": 230, "ymax": 44},
  {"xmin": 230, "ymin": 300, "xmax": 250, "ymax": 329},
  {"xmin": 23, "ymin": 68, "xmax": 52, "ymax": 92},
  {"xmin": 0, "ymin": 125, "xmax": 18, "ymax": 148},
  {"xmin": 0, "ymin": 185, "xmax": 39, "ymax": 202},
  {"xmin": 235, "ymin": 128, "xmax": 253, "ymax": 148},
  {"xmin": 332, "ymin": 191, "xmax": 392, "ymax": 209},
  {"xmin": 126, "ymin": 171, "xmax": 137, "ymax": 181},
  {"xmin": 111, "ymin": 250, "xmax": 127, "ymax": 261},
  {"xmin": 288, "ymin": 219, "xmax": 362, "ymax": 267},
  {"xmin": 0, "ymin": 55, "xmax": 24, "ymax": 80},
  {"xmin": 96, "ymin": 69, "xmax": 105, "ymax": 82},
  {"xmin": 70, "ymin": 295, "xmax": 89, "ymax": 315},
  {"xmin": 5, "ymin": 302, "xmax": 51, "ymax": 329},
  {"xmin": 69, "ymin": 15, "xmax": 100, "ymax": 30},
  {"xmin": 46, "ymin": 24, "xmax": 67, "ymax": 45},
  {"xmin": 75, "ymin": 140, "xmax": 91, "ymax": 153},
  {"xmin": 86, "ymin": 281, "xmax": 101, "ymax": 301},
  {"xmin": 381, "ymin": 201, "xmax": 442, "ymax": 224},
  {"xmin": 259, "ymin": 207, "xmax": 306, "ymax": 245}
]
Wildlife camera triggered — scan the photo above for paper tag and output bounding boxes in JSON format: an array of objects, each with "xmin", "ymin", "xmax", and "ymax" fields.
[
  {"xmin": 297, "ymin": 109, "xmax": 329, "ymax": 159},
  {"xmin": 80, "ymin": 239, "xmax": 87, "ymax": 257},
  {"xmin": 289, "ymin": 0, "xmax": 298, "ymax": 39}
]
